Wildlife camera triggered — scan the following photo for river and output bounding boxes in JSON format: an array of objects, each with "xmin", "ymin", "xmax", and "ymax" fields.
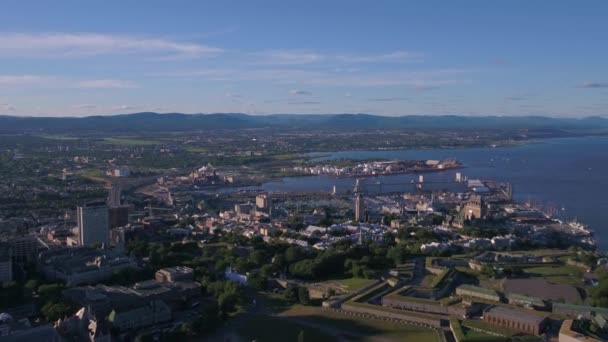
[{"xmin": 237, "ymin": 136, "xmax": 608, "ymax": 250}]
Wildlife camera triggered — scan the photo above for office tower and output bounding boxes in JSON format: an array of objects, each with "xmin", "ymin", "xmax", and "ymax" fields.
[
  {"xmin": 355, "ymin": 193, "xmax": 363, "ymax": 222},
  {"xmin": 78, "ymin": 201, "xmax": 110, "ymax": 247}
]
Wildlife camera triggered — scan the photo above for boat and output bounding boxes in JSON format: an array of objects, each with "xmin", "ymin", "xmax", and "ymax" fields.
[{"xmin": 568, "ymin": 219, "xmax": 594, "ymax": 235}]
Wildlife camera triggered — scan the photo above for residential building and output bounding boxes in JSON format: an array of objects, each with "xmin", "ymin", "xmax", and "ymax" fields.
[{"xmin": 155, "ymin": 266, "xmax": 194, "ymax": 283}]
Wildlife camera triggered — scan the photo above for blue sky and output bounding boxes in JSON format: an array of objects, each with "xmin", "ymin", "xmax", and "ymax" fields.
[{"xmin": 0, "ymin": 0, "xmax": 606, "ymax": 117}]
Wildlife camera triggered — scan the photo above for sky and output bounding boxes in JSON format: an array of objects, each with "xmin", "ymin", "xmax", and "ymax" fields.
[{"xmin": 0, "ymin": 0, "xmax": 607, "ymax": 117}]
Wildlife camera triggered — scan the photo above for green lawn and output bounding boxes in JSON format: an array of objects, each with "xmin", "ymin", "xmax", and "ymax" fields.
[
  {"xmin": 462, "ymin": 319, "xmax": 542, "ymax": 341},
  {"xmin": 523, "ymin": 265, "xmax": 584, "ymax": 286},
  {"xmin": 331, "ymin": 277, "xmax": 376, "ymax": 292},
  {"xmin": 236, "ymin": 315, "xmax": 335, "ymax": 342},
  {"xmin": 281, "ymin": 305, "xmax": 440, "ymax": 342},
  {"xmin": 102, "ymin": 137, "xmax": 162, "ymax": 146},
  {"xmin": 271, "ymin": 153, "xmax": 301, "ymax": 160},
  {"xmin": 39, "ymin": 134, "xmax": 80, "ymax": 140},
  {"xmin": 186, "ymin": 147, "xmax": 209, "ymax": 153}
]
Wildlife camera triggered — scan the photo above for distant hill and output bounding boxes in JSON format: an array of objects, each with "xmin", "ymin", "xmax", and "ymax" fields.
[{"xmin": 0, "ymin": 112, "xmax": 607, "ymax": 133}]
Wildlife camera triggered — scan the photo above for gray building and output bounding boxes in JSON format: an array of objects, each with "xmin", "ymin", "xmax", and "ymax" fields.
[{"xmin": 78, "ymin": 201, "xmax": 110, "ymax": 247}]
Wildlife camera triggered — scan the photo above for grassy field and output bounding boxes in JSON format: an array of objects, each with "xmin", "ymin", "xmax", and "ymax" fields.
[
  {"xmin": 185, "ymin": 147, "xmax": 209, "ymax": 153},
  {"xmin": 78, "ymin": 169, "xmax": 107, "ymax": 182},
  {"xmin": 462, "ymin": 319, "xmax": 542, "ymax": 341},
  {"xmin": 251, "ymin": 293, "xmax": 439, "ymax": 342},
  {"xmin": 330, "ymin": 277, "xmax": 376, "ymax": 292},
  {"xmin": 102, "ymin": 137, "xmax": 162, "ymax": 146},
  {"xmin": 280, "ymin": 305, "xmax": 440, "ymax": 342},
  {"xmin": 523, "ymin": 265, "xmax": 584, "ymax": 286},
  {"xmin": 271, "ymin": 153, "xmax": 301, "ymax": 160},
  {"xmin": 39, "ymin": 134, "xmax": 80, "ymax": 140},
  {"xmin": 236, "ymin": 315, "xmax": 335, "ymax": 342}
]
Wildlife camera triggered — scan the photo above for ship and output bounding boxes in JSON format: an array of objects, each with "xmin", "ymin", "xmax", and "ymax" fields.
[{"xmin": 567, "ymin": 219, "xmax": 594, "ymax": 235}]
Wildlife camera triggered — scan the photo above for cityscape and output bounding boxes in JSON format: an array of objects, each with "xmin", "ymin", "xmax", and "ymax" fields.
[{"xmin": 1, "ymin": 2, "xmax": 608, "ymax": 342}]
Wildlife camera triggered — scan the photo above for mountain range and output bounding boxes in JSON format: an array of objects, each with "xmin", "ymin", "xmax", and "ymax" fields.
[{"xmin": 1, "ymin": 112, "xmax": 607, "ymax": 133}]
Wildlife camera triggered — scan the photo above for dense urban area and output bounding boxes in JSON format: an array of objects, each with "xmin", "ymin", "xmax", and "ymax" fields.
[{"xmin": 1, "ymin": 123, "xmax": 607, "ymax": 342}]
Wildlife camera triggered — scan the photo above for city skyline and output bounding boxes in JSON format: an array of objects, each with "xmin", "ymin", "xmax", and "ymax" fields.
[{"xmin": 1, "ymin": 1, "xmax": 607, "ymax": 117}]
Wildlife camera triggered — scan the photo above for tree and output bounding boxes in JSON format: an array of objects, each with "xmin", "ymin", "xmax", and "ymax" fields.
[
  {"xmin": 41, "ymin": 301, "xmax": 73, "ymax": 321},
  {"xmin": 285, "ymin": 246, "xmax": 305, "ymax": 264},
  {"xmin": 218, "ymin": 291, "xmax": 239, "ymax": 313},
  {"xmin": 298, "ymin": 287, "xmax": 310, "ymax": 305}
]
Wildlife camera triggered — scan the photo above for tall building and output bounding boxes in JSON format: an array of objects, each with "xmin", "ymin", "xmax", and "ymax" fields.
[
  {"xmin": 77, "ymin": 201, "xmax": 110, "ymax": 247},
  {"xmin": 107, "ymin": 184, "xmax": 130, "ymax": 229},
  {"xmin": 256, "ymin": 193, "xmax": 271, "ymax": 212},
  {"xmin": 355, "ymin": 193, "xmax": 363, "ymax": 222},
  {"xmin": 107, "ymin": 183, "xmax": 121, "ymax": 208},
  {"xmin": 0, "ymin": 246, "xmax": 12, "ymax": 284},
  {"xmin": 463, "ymin": 195, "xmax": 484, "ymax": 220}
]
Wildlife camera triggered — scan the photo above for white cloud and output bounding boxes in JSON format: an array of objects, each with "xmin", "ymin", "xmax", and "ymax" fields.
[
  {"xmin": 0, "ymin": 74, "xmax": 139, "ymax": 89},
  {"xmin": 72, "ymin": 104, "xmax": 98, "ymax": 109},
  {"xmin": 225, "ymin": 93, "xmax": 243, "ymax": 98},
  {"xmin": 0, "ymin": 32, "xmax": 223, "ymax": 59},
  {"xmin": 337, "ymin": 50, "xmax": 422, "ymax": 63},
  {"xmin": 0, "ymin": 103, "xmax": 17, "ymax": 111},
  {"xmin": 252, "ymin": 50, "xmax": 324, "ymax": 65},
  {"xmin": 75, "ymin": 79, "xmax": 138, "ymax": 89},
  {"xmin": 113, "ymin": 105, "xmax": 137, "ymax": 111},
  {"xmin": 0, "ymin": 74, "xmax": 53, "ymax": 86},
  {"xmin": 289, "ymin": 89, "xmax": 312, "ymax": 95}
]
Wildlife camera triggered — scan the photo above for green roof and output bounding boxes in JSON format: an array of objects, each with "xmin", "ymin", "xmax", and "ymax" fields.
[
  {"xmin": 506, "ymin": 292, "xmax": 545, "ymax": 306},
  {"xmin": 456, "ymin": 284, "xmax": 500, "ymax": 297},
  {"xmin": 553, "ymin": 303, "xmax": 608, "ymax": 315}
]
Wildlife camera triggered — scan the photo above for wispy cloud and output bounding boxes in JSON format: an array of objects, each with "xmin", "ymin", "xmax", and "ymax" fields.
[
  {"xmin": 0, "ymin": 32, "xmax": 223, "ymax": 59},
  {"xmin": 72, "ymin": 104, "xmax": 98, "ymax": 110},
  {"xmin": 0, "ymin": 74, "xmax": 138, "ymax": 89},
  {"xmin": 287, "ymin": 101, "xmax": 321, "ymax": 105},
  {"xmin": 0, "ymin": 103, "xmax": 17, "ymax": 111},
  {"xmin": 289, "ymin": 89, "xmax": 312, "ymax": 95},
  {"xmin": 0, "ymin": 74, "xmax": 53, "ymax": 86},
  {"xmin": 252, "ymin": 50, "xmax": 324, "ymax": 65},
  {"xmin": 577, "ymin": 82, "xmax": 608, "ymax": 89},
  {"xmin": 113, "ymin": 105, "xmax": 137, "ymax": 111},
  {"xmin": 367, "ymin": 97, "xmax": 408, "ymax": 102},
  {"xmin": 225, "ymin": 93, "xmax": 242, "ymax": 98},
  {"xmin": 337, "ymin": 51, "xmax": 422, "ymax": 63},
  {"xmin": 505, "ymin": 96, "xmax": 526, "ymax": 101},
  {"xmin": 170, "ymin": 68, "xmax": 471, "ymax": 88},
  {"xmin": 75, "ymin": 79, "xmax": 138, "ymax": 89}
]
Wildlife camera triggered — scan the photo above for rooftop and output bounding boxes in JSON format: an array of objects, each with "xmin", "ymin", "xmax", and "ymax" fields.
[{"xmin": 485, "ymin": 306, "xmax": 546, "ymax": 324}]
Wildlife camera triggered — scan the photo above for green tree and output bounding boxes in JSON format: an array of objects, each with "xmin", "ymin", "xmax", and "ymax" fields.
[{"xmin": 298, "ymin": 287, "xmax": 310, "ymax": 305}]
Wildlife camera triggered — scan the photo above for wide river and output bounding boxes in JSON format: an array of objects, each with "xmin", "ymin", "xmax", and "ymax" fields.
[{"xmin": 239, "ymin": 136, "xmax": 608, "ymax": 250}]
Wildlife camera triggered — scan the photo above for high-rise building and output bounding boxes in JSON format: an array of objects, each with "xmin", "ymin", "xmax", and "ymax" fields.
[
  {"xmin": 107, "ymin": 183, "xmax": 121, "ymax": 208},
  {"xmin": 355, "ymin": 193, "xmax": 363, "ymax": 222},
  {"xmin": 256, "ymin": 193, "xmax": 271, "ymax": 212},
  {"xmin": 107, "ymin": 184, "xmax": 130, "ymax": 229},
  {"xmin": 0, "ymin": 246, "xmax": 12, "ymax": 284},
  {"xmin": 77, "ymin": 201, "xmax": 110, "ymax": 247}
]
